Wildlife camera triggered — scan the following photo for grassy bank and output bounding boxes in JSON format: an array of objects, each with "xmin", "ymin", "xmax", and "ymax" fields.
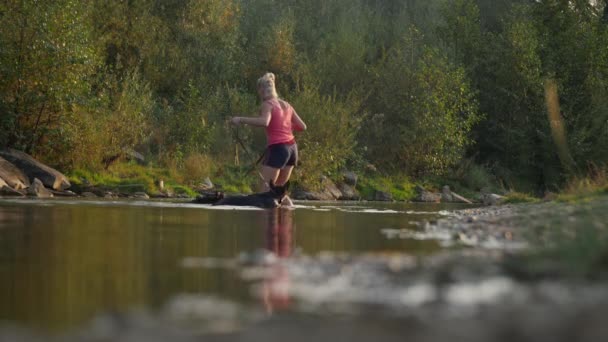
[
  {"xmin": 68, "ymin": 164, "xmax": 196, "ymax": 197},
  {"xmin": 66, "ymin": 162, "xmax": 259, "ymax": 197},
  {"xmin": 65, "ymin": 160, "xmax": 608, "ymax": 205}
]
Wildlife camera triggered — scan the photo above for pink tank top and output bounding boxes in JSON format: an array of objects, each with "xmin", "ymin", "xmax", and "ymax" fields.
[{"xmin": 265, "ymin": 99, "xmax": 295, "ymax": 146}]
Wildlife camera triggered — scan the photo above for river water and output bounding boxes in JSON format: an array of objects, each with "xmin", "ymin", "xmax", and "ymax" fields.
[
  {"xmin": 2, "ymin": 198, "xmax": 607, "ymax": 342},
  {"xmin": 0, "ymin": 199, "xmax": 461, "ymax": 335}
]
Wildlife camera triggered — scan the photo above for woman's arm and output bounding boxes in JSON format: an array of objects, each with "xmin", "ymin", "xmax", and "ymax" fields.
[
  {"xmin": 292, "ymin": 110, "xmax": 307, "ymax": 131},
  {"xmin": 231, "ymin": 102, "xmax": 272, "ymax": 127}
]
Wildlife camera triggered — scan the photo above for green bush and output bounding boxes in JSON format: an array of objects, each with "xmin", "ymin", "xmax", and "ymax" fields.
[
  {"xmin": 462, "ymin": 163, "xmax": 497, "ymax": 192},
  {"xmin": 363, "ymin": 38, "xmax": 481, "ymax": 176},
  {"xmin": 289, "ymin": 84, "xmax": 364, "ymax": 189}
]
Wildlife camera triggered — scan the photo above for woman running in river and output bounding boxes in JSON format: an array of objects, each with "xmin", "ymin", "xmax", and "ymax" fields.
[{"xmin": 230, "ymin": 72, "xmax": 307, "ymax": 207}]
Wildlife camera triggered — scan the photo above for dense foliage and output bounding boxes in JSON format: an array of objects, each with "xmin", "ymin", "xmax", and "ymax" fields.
[{"xmin": 1, "ymin": 0, "xmax": 607, "ymax": 191}]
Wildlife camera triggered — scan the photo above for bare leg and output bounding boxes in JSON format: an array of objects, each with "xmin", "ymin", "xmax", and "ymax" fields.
[
  {"xmin": 260, "ymin": 165, "xmax": 280, "ymax": 191},
  {"xmin": 276, "ymin": 166, "xmax": 295, "ymax": 207},
  {"xmin": 275, "ymin": 166, "xmax": 294, "ymax": 186}
]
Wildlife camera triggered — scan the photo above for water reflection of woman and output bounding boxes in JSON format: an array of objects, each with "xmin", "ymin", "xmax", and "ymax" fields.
[{"xmin": 262, "ymin": 209, "xmax": 294, "ymax": 314}]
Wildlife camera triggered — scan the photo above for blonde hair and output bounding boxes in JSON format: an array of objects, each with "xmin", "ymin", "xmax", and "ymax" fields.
[{"xmin": 257, "ymin": 72, "xmax": 278, "ymax": 100}]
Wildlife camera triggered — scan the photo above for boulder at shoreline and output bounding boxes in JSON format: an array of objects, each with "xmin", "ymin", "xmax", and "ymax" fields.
[
  {"xmin": 342, "ymin": 171, "xmax": 358, "ymax": 186},
  {"xmin": 413, "ymin": 185, "xmax": 441, "ymax": 203},
  {"xmin": 27, "ymin": 178, "xmax": 53, "ymax": 198},
  {"xmin": 373, "ymin": 190, "xmax": 393, "ymax": 201},
  {"xmin": 0, "ymin": 156, "xmax": 30, "ymax": 190},
  {"xmin": 0, "ymin": 185, "xmax": 25, "ymax": 197},
  {"xmin": 483, "ymin": 193, "xmax": 505, "ymax": 206},
  {"xmin": 338, "ymin": 183, "xmax": 360, "ymax": 200},
  {"xmin": 320, "ymin": 176, "xmax": 343, "ymax": 200},
  {"xmin": 0, "ymin": 149, "xmax": 70, "ymax": 191}
]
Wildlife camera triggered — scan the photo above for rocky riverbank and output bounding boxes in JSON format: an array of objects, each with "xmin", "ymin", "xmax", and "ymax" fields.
[
  {"xmin": 0, "ymin": 149, "xmax": 509, "ymax": 205},
  {"xmin": 0, "ymin": 149, "xmax": 191, "ymax": 200}
]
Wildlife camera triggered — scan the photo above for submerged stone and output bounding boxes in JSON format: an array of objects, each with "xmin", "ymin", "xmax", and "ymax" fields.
[{"xmin": 27, "ymin": 178, "xmax": 53, "ymax": 198}]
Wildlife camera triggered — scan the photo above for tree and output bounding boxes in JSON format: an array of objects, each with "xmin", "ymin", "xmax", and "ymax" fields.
[
  {"xmin": 365, "ymin": 29, "xmax": 480, "ymax": 175},
  {"xmin": 0, "ymin": 0, "xmax": 99, "ymax": 159}
]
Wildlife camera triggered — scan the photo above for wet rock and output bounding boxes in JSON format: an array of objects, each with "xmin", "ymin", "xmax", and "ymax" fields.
[
  {"xmin": 374, "ymin": 190, "xmax": 393, "ymax": 202},
  {"xmin": 419, "ymin": 193, "xmax": 442, "ymax": 203},
  {"xmin": 0, "ymin": 185, "xmax": 25, "ymax": 197},
  {"xmin": 162, "ymin": 190, "xmax": 176, "ymax": 198},
  {"xmin": 342, "ymin": 171, "xmax": 358, "ymax": 186},
  {"xmin": 413, "ymin": 185, "xmax": 441, "ymax": 203},
  {"xmin": 290, "ymin": 189, "xmax": 307, "ymax": 200},
  {"xmin": 194, "ymin": 178, "xmax": 215, "ymax": 192},
  {"xmin": 0, "ymin": 156, "xmax": 30, "ymax": 190},
  {"xmin": 50, "ymin": 189, "xmax": 77, "ymax": 197},
  {"xmin": 0, "ymin": 148, "xmax": 70, "ymax": 190},
  {"xmin": 201, "ymin": 177, "xmax": 214, "ymax": 190},
  {"xmin": 441, "ymin": 185, "xmax": 453, "ymax": 202},
  {"xmin": 78, "ymin": 186, "xmax": 106, "ymax": 197},
  {"xmin": 151, "ymin": 192, "xmax": 169, "ymax": 199},
  {"xmin": 103, "ymin": 192, "xmax": 117, "ymax": 199},
  {"xmin": 320, "ymin": 176, "xmax": 342, "ymax": 200},
  {"xmin": 291, "ymin": 190, "xmax": 333, "ymax": 201},
  {"xmin": 483, "ymin": 193, "xmax": 505, "ymax": 206},
  {"xmin": 338, "ymin": 183, "xmax": 360, "ymax": 200},
  {"xmin": 82, "ymin": 192, "xmax": 98, "ymax": 198},
  {"xmin": 132, "ymin": 192, "xmax": 150, "ymax": 199},
  {"xmin": 27, "ymin": 178, "xmax": 53, "ymax": 198},
  {"xmin": 291, "ymin": 177, "xmax": 345, "ymax": 201}
]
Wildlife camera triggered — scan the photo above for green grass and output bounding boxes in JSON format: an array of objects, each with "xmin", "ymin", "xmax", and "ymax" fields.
[
  {"xmin": 169, "ymin": 184, "xmax": 198, "ymax": 197},
  {"xmin": 66, "ymin": 161, "xmax": 260, "ymax": 197},
  {"xmin": 212, "ymin": 165, "xmax": 256, "ymax": 194},
  {"xmin": 556, "ymin": 174, "xmax": 608, "ymax": 202},
  {"xmin": 357, "ymin": 175, "xmax": 416, "ymax": 201},
  {"xmin": 68, "ymin": 163, "xmax": 170, "ymax": 195}
]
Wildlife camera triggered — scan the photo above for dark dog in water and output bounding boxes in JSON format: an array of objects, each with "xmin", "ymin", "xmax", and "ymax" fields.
[{"xmin": 193, "ymin": 182, "xmax": 290, "ymax": 209}]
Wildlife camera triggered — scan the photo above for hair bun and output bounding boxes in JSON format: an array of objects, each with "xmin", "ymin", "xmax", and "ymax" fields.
[{"xmin": 257, "ymin": 72, "xmax": 279, "ymax": 99}]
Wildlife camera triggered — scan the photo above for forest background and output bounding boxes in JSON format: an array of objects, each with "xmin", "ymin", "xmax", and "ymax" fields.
[{"xmin": 1, "ymin": 0, "xmax": 608, "ymax": 198}]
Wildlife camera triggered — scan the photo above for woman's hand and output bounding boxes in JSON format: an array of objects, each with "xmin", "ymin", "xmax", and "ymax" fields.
[{"xmin": 230, "ymin": 117, "xmax": 241, "ymax": 125}]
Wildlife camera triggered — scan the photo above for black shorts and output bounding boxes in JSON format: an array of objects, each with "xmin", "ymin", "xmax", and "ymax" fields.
[{"xmin": 263, "ymin": 142, "xmax": 298, "ymax": 169}]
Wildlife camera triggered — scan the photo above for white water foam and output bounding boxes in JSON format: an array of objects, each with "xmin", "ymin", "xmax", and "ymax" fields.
[{"xmin": 337, "ymin": 208, "xmax": 402, "ymax": 214}]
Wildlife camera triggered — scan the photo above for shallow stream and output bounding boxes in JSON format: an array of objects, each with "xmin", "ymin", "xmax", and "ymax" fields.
[{"xmin": 0, "ymin": 198, "xmax": 606, "ymax": 342}]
